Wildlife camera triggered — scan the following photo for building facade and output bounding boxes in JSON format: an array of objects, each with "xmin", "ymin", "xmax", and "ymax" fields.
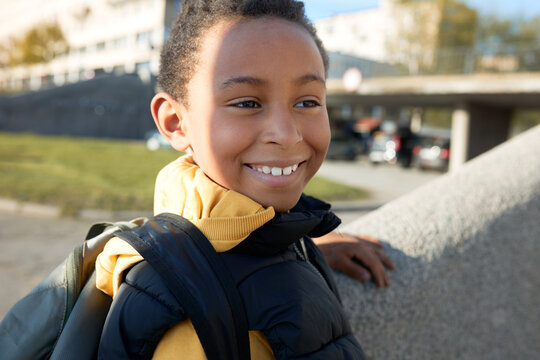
[
  {"xmin": 314, "ymin": 0, "xmax": 441, "ymax": 74},
  {"xmin": 0, "ymin": 0, "xmax": 182, "ymax": 92},
  {"xmin": 314, "ymin": 2, "xmax": 392, "ymax": 63}
]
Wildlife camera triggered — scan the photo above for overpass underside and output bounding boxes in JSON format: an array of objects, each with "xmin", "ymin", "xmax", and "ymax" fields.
[{"xmin": 326, "ymin": 73, "xmax": 540, "ymax": 170}]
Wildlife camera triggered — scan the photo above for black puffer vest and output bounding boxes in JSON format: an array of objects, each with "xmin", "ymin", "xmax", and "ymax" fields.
[{"xmin": 98, "ymin": 195, "xmax": 365, "ymax": 359}]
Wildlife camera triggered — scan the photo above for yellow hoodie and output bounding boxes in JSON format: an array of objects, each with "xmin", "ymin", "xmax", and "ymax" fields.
[{"xmin": 95, "ymin": 155, "xmax": 276, "ymax": 359}]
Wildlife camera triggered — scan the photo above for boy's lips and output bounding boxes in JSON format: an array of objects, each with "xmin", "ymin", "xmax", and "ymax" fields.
[{"xmin": 245, "ymin": 161, "xmax": 304, "ymax": 177}]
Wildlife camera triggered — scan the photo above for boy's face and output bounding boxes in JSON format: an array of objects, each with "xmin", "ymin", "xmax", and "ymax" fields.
[{"xmin": 177, "ymin": 18, "xmax": 330, "ymax": 212}]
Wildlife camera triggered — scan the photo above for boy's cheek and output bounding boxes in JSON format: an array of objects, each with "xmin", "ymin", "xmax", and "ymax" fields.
[{"xmin": 315, "ymin": 126, "xmax": 332, "ymax": 154}]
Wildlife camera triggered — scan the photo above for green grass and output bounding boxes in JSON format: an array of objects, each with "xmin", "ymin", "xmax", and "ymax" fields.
[
  {"xmin": 0, "ymin": 132, "xmax": 368, "ymax": 215},
  {"xmin": 304, "ymin": 176, "xmax": 368, "ymax": 202}
]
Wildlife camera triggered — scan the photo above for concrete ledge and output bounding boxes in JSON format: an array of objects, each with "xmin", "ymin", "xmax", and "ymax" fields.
[
  {"xmin": 0, "ymin": 198, "xmax": 152, "ymax": 222},
  {"xmin": 0, "ymin": 198, "xmax": 60, "ymax": 218},
  {"xmin": 336, "ymin": 125, "xmax": 540, "ymax": 359}
]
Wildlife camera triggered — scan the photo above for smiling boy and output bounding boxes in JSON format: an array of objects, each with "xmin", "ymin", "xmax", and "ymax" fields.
[
  {"xmin": 95, "ymin": 1, "xmax": 387, "ymax": 358},
  {"xmin": 153, "ymin": 17, "xmax": 328, "ymax": 213}
]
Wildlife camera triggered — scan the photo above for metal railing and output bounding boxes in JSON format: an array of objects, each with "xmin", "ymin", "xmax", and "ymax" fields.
[{"xmin": 329, "ymin": 44, "xmax": 540, "ymax": 79}]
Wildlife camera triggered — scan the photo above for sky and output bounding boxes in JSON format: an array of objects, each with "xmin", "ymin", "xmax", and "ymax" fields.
[{"xmin": 303, "ymin": 0, "xmax": 540, "ymax": 21}]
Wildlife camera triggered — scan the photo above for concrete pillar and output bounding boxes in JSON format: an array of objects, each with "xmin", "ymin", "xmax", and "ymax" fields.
[
  {"xmin": 450, "ymin": 104, "xmax": 512, "ymax": 171},
  {"xmin": 450, "ymin": 106, "xmax": 470, "ymax": 171}
]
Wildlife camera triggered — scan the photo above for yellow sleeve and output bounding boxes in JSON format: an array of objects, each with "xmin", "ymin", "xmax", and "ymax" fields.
[
  {"xmin": 152, "ymin": 320, "xmax": 205, "ymax": 359},
  {"xmin": 95, "ymin": 237, "xmax": 143, "ymax": 297},
  {"xmin": 152, "ymin": 320, "xmax": 274, "ymax": 359}
]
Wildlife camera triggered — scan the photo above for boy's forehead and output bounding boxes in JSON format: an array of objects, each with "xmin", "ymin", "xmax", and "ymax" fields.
[
  {"xmin": 197, "ymin": 17, "xmax": 324, "ymax": 76},
  {"xmin": 200, "ymin": 17, "xmax": 317, "ymax": 56}
]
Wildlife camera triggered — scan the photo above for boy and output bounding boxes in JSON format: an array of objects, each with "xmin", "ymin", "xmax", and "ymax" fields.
[{"xmin": 96, "ymin": 0, "xmax": 393, "ymax": 358}]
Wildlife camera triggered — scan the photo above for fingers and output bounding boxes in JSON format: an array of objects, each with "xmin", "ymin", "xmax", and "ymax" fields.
[
  {"xmin": 376, "ymin": 248, "xmax": 396, "ymax": 271},
  {"xmin": 352, "ymin": 247, "xmax": 390, "ymax": 287},
  {"xmin": 351, "ymin": 234, "xmax": 396, "ymax": 272},
  {"xmin": 351, "ymin": 243, "xmax": 396, "ymax": 287},
  {"xmin": 331, "ymin": 255, "xmax": 368, "ymax": 282},
  {"xmin": 313, "ymin": 231, "xmax": 396, "ymax": 287}
]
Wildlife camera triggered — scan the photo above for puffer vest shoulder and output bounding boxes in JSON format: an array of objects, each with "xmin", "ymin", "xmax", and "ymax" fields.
[{"xmin": 98, "ymin": 195, "xmax": 365, "ymax": 359}]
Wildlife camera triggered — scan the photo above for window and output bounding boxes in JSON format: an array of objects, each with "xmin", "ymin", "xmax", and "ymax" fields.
[
  {"xmin": 137, "ymin": 31, "xmax": 149, "ymax": 45},
  {"xmin": 114, "ymin": 37, "xmax": 128, "ymax": 48}
]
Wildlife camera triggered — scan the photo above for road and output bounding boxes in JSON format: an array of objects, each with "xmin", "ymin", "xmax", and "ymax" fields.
[
  {"xmin": 0, "ymin": 159, "xmax": 443, "ymax": 319},
  {"xmin": 318, "ymin": 158, "xmax": 442, "ymax": 201}
]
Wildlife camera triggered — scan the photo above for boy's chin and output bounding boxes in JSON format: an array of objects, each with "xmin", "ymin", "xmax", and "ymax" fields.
[{"xmin": 261, "ymin": 193, "xmax": 303, "ymax": 213}]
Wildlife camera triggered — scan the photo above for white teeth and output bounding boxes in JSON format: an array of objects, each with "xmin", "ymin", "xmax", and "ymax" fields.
[
  {"xmin": 252, "ymin": 163, "xmax": 299, "ymax": 176},
  {"xmin": 271, "ymin": 167, "xmax": 282, "ymax": 176}
]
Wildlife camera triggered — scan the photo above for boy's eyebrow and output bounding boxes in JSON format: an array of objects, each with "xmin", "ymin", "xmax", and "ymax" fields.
[
  {"xmin": 296, "ymin": 73, "xmax": 326, "ymax": 86},
  {"xmin": 220, "ymin": 76, "xmax": 267, "ymax": 89}
]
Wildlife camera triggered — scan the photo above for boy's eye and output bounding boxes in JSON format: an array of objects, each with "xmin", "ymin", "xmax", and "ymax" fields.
[
  {"xmin": 295, "ymin": 100, "xmax": 320, "ymax": 108},
  {"xmin": 233, "ymin": 100, "xmax": 261, "ymax": 108}
]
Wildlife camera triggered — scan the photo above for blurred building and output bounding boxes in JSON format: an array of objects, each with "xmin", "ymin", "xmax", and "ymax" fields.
[
  {"xmin": 314, "ymin": 0, "xmax": 441, "ymax": 74},
  {"xmin": 1, "ymin": 0, "xmax": 403, "ymax": 93},
  {"xmin": 314, "ymin": 1, "xmax": 391, "ymax": 63},
  {"xmin": 0, "ymin": 0, "xmax": 182, "ymax": 92}
]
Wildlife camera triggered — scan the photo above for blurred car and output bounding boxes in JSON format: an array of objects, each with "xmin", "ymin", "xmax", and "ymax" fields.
[
  {"xmin": 326, "ymin": 120, "xmax": 363, "ymax": 161},
  {"xmin": 412, "ymin": 137, "xmax": 450, "ymax": 171},
  {"xmin": 368, "ymin": 131, "xmax": 401, "ymax": 165},
  {"xmin": 144, "ymin": 130, "xmax": 172, "ymax": 151},
  {"xmin": 326, "ymin": 138, "xmax": 363, "ymax": 161}
]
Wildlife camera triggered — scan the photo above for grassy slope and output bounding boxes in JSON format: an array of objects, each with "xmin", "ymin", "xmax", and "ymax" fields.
[{"xmin": 0, "ymin": 132, "xmax": 367, "ymax": 215}]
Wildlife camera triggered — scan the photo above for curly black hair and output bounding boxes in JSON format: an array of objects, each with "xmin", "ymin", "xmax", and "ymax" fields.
[{"xmin": 158, "ymin": 0, "xmax": 329, "ymax": 102}]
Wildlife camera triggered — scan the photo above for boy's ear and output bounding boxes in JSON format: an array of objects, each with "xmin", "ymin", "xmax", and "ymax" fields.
[{"xmin": 150, "ymin": 92, "xmax": 190, "ymax": 151}]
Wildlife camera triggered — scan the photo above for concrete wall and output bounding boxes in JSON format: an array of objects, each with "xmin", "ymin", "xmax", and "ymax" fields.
[
  {"xmin": 0, "ymin": 75, "xmax": 156, "ymax": 140},
  {"xmin": 337, "ymin": 125, "xmax": 540, "ymax": 359}
]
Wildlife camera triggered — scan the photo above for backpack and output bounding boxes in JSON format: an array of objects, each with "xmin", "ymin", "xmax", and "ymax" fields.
[{"xmin": 0, "ymin": 213, "xmax": 250, "ymax": 360}]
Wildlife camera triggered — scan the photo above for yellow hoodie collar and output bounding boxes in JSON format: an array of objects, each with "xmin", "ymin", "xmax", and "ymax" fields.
[
  {"xmin": 96, "ymin": 155, "xmax": 275, "ymax": 297},
  {"xmin": 153, "ymin": 154, "xmax": 275, "ymax": 251}
]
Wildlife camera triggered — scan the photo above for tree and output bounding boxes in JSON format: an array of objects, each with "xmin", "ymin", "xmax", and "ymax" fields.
[
  {"xmin": 388, "ymin": 0, "xmax": 443, "ymax": 74},
  {"xmin": 389, "ymin": 0, "xmax": 478, "ymax": 74},
  {"xmin": 433, "ymin": 0, "xmax": 478, "ymax": 73},
  {"xmin": 9, "ymin": 21, "xmax": 69, "ymax": 66},
  {"xmin": 516, "ymin": 17, "xmax": 540, "ymax": 70},
  {"xmin": 475, "ymin": 15, "xmax": 540, "ymax": 72}
]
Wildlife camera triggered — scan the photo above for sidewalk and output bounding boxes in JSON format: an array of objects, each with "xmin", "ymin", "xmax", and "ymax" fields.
[{"xmin": 0, "ymin": 197, "xmax": 152, "ymax": 221}]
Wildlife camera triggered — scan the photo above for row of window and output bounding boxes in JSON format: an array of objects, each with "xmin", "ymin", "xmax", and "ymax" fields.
[
  {"xmin": 55, "ymin": 30, "xmax": 158, "ymax": 58},
  {"xmin": 1, "ymin": 62, "xmax": 153, "ymax": 91}
]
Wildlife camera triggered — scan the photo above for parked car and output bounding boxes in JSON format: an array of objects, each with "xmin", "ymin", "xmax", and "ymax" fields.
[
  {"xmin": 144, "ymin": 130, "xmax": 172, "ymax": 151},
  {"xmin": 412, "ymin": 137, "xmax": 450, "ymax": 171},
  {"xmin": 368, "ymin": 131, "xmax": 401, "ymax": 165}
]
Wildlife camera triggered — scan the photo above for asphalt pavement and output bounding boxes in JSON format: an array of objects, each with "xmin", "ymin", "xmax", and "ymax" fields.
[{"xmin": 0, "ymin": 158, "xmax": 443, "ymax": 318}]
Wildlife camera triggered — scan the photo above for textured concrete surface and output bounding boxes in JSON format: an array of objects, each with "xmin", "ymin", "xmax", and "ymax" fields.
[{"xmin": 336, "ymin": 125, "xmax": 540, "ymax": 359}]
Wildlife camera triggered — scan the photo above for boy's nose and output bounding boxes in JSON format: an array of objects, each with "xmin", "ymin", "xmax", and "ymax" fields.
[{"xmin": 262, "ymin": 108, "xmax": 303, "ymax": 148}]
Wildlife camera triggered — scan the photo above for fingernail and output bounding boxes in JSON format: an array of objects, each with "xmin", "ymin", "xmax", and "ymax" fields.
[{"xmin": 362, "ymin": 273, "xmax": 370, "ymax": 281}]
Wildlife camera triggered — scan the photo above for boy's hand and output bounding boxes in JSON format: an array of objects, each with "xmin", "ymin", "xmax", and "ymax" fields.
[{"xmin": 312, "ymin": 232, "xmax": 396, "ymax": 287}]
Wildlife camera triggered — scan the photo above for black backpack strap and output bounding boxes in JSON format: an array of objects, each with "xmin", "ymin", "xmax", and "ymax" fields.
[{"xmin": 115, "ymin": 213, "xmax": 251, "ymax": 360}]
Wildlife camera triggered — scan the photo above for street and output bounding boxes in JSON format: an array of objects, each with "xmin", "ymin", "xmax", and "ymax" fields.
[
  {"xmin": 318, "ymin": 158, "xmax": 442, "ymax": 201},
  {"xmin": 0, "ymin": 159, "xmax": 443, "ymax": 319}
]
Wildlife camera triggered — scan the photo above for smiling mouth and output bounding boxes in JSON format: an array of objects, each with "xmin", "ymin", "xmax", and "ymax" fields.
[{"xmin": 247, "ymin": 163, "xmax": 300, "ymax": 176}]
